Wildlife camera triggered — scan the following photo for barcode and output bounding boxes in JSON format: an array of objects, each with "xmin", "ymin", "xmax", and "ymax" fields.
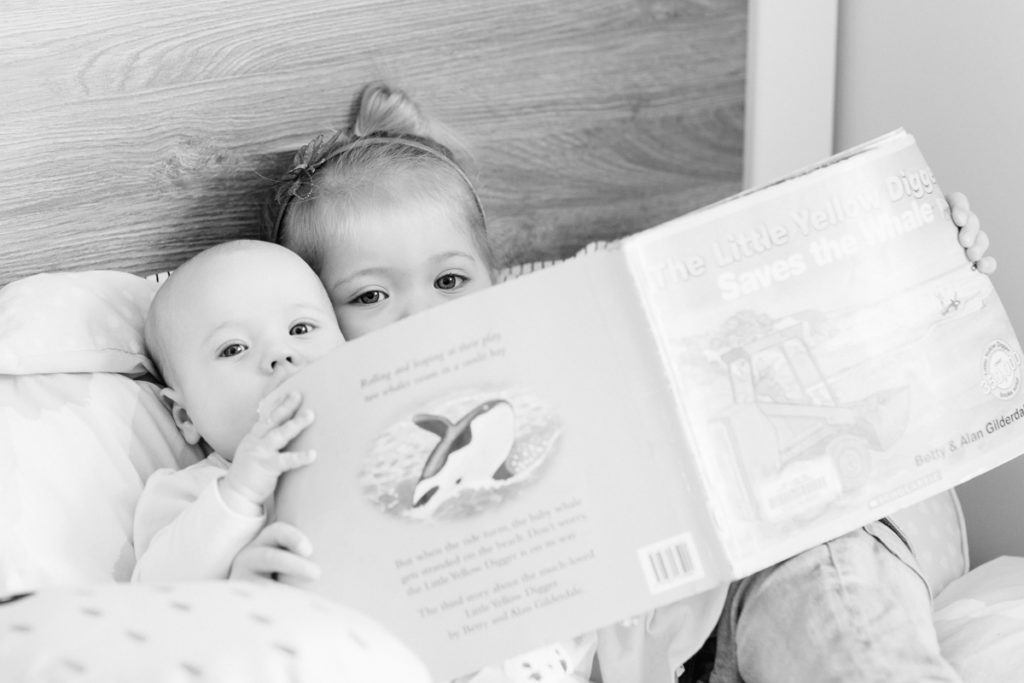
[{"xmin": 638, "ymin": 534, "xmax": 703, "ymax": 593}]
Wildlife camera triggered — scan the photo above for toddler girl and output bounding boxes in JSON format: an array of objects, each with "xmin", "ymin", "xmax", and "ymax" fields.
[{"xmin": 268, "ymin": 82, "xmax": 989, "ymax": 683}]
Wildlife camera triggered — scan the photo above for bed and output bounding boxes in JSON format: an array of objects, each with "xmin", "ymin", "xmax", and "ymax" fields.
[{"xmin": 1, "ymin": 1, "xmax": 1021, "ymax": 682}]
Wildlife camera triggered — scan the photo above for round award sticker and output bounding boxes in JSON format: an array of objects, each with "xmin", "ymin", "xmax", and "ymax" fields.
[{"xmin": 981, "ymin": 339, "xmax": 1022, "ymax": 400}]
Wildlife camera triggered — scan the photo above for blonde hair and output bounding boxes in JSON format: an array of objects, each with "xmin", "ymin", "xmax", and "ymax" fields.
[{"xmin": 268, "ymin": 83, "xmax": 495, "ymax": 274}]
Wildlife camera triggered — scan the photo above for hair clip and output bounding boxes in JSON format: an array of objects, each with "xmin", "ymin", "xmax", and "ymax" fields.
[{"xmin": 274, "ymin": 130, "xmax": 347, "ymax": 206}]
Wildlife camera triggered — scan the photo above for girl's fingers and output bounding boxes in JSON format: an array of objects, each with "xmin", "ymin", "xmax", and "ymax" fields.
[
  {"xmin": 966, "ymin": 229, "xmax": 990, "ymax": 262},
  {"xmin": 947, "ymin": 192, "xmax": 970, "ymax": 226},
  {"xmin": 957, "ymin": 213, "xmax": 981, "ymax": 247},
  {"xmin": 975, "ymin": 255, "xmax": 997, "ymax": 275}
]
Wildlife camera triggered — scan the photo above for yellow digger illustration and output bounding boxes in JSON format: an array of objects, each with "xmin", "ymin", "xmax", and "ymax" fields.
[{"xmin": 712, "ymin": 322, "xmax": 909, "ymax": 519}]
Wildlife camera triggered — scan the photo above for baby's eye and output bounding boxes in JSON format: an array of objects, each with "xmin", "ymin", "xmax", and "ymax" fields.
[
  {"xmin": 290, "ymin": 322, "xmax": 315, "ymax": 336},
  {"xmin": 218, "ymin": 343, "xmax": 247, "ymax": 358},
  {"xmin": 435, "ymin": 273, "xmax": 467, "ymax": 291},
  {"xmin": 351, "ymin": 289, "xmax": 388, "ymax": 305}
]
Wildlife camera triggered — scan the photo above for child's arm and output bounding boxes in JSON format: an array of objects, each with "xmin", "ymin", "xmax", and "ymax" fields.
[
  {"xmin": 133, "ymin": 392, "xmax": 317, "ymax": 582},
  {"xmin": 132, "ymin": 461, "xmax": 266, "ymax": 582},
  {"xmin": 949, "ymin": 192, "xmax": 996, "ymax": 274}
]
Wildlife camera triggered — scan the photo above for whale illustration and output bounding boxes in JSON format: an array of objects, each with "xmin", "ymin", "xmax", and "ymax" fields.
[{"xmin": 410, "ymin": 399, "xmax": 517, "ymax": 511}]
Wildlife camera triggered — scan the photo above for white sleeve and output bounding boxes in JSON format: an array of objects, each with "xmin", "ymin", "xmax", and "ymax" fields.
[{"xmin": 132, "ymin": 462, "xmax": 266, "ymax": 582}]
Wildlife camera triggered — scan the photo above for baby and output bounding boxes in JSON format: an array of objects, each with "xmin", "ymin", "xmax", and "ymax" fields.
[{"xmin": 132, "ymin": 239, "xmax": 344, "ymax": 583}]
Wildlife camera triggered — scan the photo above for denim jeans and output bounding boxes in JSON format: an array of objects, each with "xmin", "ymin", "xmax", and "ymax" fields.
[{"xmin": 702, "ymin": 520, "xmax": 962, "ymax": 683}]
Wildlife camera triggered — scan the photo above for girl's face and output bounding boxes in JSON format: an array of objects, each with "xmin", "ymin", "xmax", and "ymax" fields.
[{"xmin": 317, "ymin": 195, "xmax": 494, "ymax": 339}]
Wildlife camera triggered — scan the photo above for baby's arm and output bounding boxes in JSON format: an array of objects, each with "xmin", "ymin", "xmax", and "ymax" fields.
[
  {"xmin": 949, "ymin": 192, "xmax": 997, "ymax": 274},
  {"xmin": 222, "ymin": 391, "xmax": 322, "ymax": 583},
  {"xmin": 132, "ymin": 461, "xmax": 266, "ymax": 581},
  {"xmin": 133, "ymin": 391, "xmax": 317, "ymax": 582}
]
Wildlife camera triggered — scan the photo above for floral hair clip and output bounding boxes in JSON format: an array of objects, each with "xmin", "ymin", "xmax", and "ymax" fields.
[
  {"xmin": 274, "ymin": 130, "xmax": 346, "ymax": 205},
  {"xmin": 268, "ymin": 130, "xmax": 351, "ymax": 244}
]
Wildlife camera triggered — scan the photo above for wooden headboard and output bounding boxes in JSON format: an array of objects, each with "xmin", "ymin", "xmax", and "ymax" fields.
[{"xmin": 1, "ymin": 0, "xmax": 746, "ymax": 287}]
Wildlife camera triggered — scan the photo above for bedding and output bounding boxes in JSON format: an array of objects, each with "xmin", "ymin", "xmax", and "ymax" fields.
[
  {"xmin": 0, "ymin": 580, "xmax": 430, "ymax": 682},
  {"xmin": 0, "ymin": 270, "xmax": 157, "ymax": 376},
  {"xmin": 934, "ymin": 555, "xmax": 1024, "ymax": 683},
  {"xmin": 0, "ymin": 271, "xmax": 202, "ymax": 594}
]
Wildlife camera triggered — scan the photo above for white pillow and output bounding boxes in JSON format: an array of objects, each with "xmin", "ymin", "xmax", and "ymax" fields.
[
  {"xmin": 934, "ymin": 555, "xmax": 1024, "ymax": 683},
  {"xmin": 0, "ymin": 270, "xmax": 156, "ymax": 376},
  {"xmin": 0, "ymin": 271, "xmax": 201, "ymax": 594}
]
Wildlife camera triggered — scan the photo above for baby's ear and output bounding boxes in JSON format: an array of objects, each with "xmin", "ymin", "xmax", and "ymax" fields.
[{"xmin": 159, "ymin": 387, "xmax": 202, "ymax": 446}]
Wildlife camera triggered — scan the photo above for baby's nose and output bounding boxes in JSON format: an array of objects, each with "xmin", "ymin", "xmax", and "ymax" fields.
[{"xmin": 268, "ymin": 353, "xmax": 299, "ymax": 373}]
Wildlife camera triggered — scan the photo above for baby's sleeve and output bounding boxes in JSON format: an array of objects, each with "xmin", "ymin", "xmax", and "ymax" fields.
[{"xmin": 132, "ymin": 464, "xmax": 265, "ymax": 582}]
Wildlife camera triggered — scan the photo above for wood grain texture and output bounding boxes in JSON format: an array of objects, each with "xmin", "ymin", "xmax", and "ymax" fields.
[{"xmin": 0, "ymin": 0, "xmax": 746, "ymax": 285}]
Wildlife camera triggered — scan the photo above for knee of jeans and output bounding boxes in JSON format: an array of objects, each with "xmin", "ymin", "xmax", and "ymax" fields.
[{"xmin": 734, "ymin": 530, "xmax": 931, "ymax": 630}]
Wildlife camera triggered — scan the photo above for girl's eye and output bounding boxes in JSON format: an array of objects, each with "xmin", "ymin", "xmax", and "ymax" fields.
[
  {"xmin": 290, "ymin": 322, "xmax": 314, "ymax": 336},
  {"xmin": 218, "ymin": 343, "xmax": 246, "ymax": 358},
  {"xmin": 352, "ymin": 290, "xmax": 387, "ymax": 305},
  {"xmin": 435, "ymin": 273, "xmax": 467, "ymax": 291}
]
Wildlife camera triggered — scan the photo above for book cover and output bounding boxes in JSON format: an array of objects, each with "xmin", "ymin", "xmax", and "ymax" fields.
[
  {"xmin": 624, "ymin": 129, "xmax": 1024, "ymax": 575},
  {"xmin": 275, "ymin": 129, "xmax": 1024, "ymax": 679}
]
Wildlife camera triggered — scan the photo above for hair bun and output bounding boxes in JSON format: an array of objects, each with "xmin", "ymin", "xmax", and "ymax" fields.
[{"xmin": 352, "ymin": 82, "xmax": 428, "ymax": 138}]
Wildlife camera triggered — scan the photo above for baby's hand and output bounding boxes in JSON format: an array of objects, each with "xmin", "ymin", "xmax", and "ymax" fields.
[
  {"xmin": 948, "ymin": 192, "xmax": 997, "ymax": 274},
  {"xmin": 229, "ymin": 521, "xmax": 321, "ymax": 584},
  {"xmin": 219, "ymin": 391, "xmax": 316, "ymax": 513}
]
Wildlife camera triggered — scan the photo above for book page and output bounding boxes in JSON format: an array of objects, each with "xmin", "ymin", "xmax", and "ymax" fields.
[
  {"xmin": 624, "ymin": 130, "xmax": 1024, "ymax": 576},
  {"xmin": 275, "ymin": 252, "xmax": 727, "ymax": 680}
]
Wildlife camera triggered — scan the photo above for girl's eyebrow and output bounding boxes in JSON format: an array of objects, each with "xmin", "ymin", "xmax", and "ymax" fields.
[
  {"xmin": 332, "ymin": 266, "xmax": 391, "ymax": 289},
  {"xmin": 430, "ymin": 250, "xmax": 477, "ymax": 262},
  {"xmin": 331, "ymin": 251, "xmax": 477, "ymax": 291}
]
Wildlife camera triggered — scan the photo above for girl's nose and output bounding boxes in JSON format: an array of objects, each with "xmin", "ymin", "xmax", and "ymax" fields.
[{"xmin": 399, "ymin": 289, "xmax": 439, "ymax": 321}]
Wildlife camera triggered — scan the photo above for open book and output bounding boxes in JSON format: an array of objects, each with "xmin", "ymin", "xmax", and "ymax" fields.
[{"xmin": 275, "ymin": 129, "xmax": 1024, "ymax": 680}]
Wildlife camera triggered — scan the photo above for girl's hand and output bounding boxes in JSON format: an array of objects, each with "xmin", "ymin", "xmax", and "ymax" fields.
[
  {"xmin": 948, "ymin": 192, "xmax": 997, "ymax": 274},
  {"xmin": 229, "ymin": 521, "xmax": 321, "ymax": 584},
  {"xmin": 219, "ymin": 391, "xmax": 316, "ymax": 514}
]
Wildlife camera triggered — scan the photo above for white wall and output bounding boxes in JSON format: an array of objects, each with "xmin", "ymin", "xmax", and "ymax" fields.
[
  {"xmin": 744, "ymin": 0, "xmax": 837, "ymax": 188},
  {"xmin": 833, "ymin": 1, "xmax": 1024, "ymax": 567}
]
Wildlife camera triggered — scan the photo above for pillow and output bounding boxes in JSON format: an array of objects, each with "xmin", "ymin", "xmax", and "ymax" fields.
[
  {"xmin": 0, "ymin": 373, "xmax": 201, "ymax": 594},
  {"xmin": 0, "ymin": 270, "xmax": 157, "ymax": 376},
  {"xmin": 0, "ymin": 271, "xmax": 201, "ymax": 594},
  {"xmin": 933, "ymin": 555, "xmax": 1024, "ymax": 683},
  {"xmin": 0, "ymin": 581, "xmax": 430, "ymax": 683}
]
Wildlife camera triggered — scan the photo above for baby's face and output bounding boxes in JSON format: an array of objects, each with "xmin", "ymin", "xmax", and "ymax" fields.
[
  {"xmin": 161, "ymin": 243, "xmax": 344, "ymax": 457},
  {"xmin": 318, "ymin": 194, "xmax": 493, "ymax": 339}
]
